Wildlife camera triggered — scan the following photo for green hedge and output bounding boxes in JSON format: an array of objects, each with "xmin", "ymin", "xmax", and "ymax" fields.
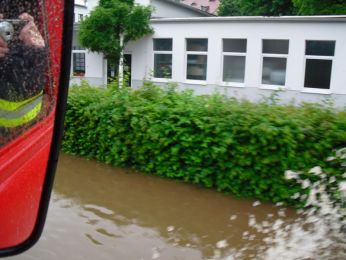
[{"xmin": 62, "ymin": 82, "xmax": 346, "ymax": 205}]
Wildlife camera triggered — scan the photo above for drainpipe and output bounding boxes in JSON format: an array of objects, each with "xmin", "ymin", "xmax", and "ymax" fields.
[{"xmin": 118, "ymin": 33, "xmax": 124, "ymax": 88}]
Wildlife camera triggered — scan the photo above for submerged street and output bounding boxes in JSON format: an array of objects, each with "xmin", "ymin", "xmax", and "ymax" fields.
[{"xmin": 13, "ymin": 154, "xmax": 304, "ymax": 259}]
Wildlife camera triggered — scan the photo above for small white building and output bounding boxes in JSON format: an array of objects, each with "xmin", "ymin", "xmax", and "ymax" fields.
[
  {"xmin": 70, "ymin": 0, "xmax": 210, "ymax": 86},
  {"xmin": 71, "ymin": 1, "xmax": 346, "ymax": 107},
  {"xmin": 125, "ymin": 16, "xmax": 346, "ymax": 106},
  {"xmin": 71, "ymin": 0, "xmax": 107, "ymax": 86}
]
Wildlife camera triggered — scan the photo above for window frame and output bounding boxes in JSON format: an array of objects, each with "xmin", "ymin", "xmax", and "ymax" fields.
[
  {"xmin": 72, "ymin": 50, "xmax": 86, "ymax": 77},
  {"xmin": 78, "ymin": 14, "xmax": 84, "ymax": 22},
  {"xmin": 302, "ymin": 40, "xmax": 335, "ymax": 93},
  {"xmin": 152, "ymin": 38, "xmax": 173, "ymax": 81},
  {"xmin": 185, "ymin": 38, "xmax": 208, "ymax": 84},
  {"xmin": 221, "ymin": 38, "xmax": 247, "ymax": 87},
  {"xmin": 260, "ymin": 39, "xmax": 289, "ymax": 89}
]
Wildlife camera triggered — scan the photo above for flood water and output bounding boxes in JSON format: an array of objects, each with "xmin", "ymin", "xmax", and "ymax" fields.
[{"xmin": 12, "ymin": 154, "xmax": 303, "ymax": 260}]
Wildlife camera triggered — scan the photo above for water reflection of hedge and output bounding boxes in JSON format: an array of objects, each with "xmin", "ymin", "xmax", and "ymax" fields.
[{"xmin": 62, "ymin": 81, "xmax": 346, "ymax": 206}]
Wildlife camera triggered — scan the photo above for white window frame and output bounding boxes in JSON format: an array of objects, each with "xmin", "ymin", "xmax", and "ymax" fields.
[
  {"xmin": 302, "ymin": 40, "xmax": 335, "ymax": 94},
  {"xmin": 221, "ymin": 38, "xmax": 247, "ymax": 87},
  {"xmin": 152, "ymin": 38, "xmax": 173, "ymax": 81},
  {"xmin": 185, "ymin": 38, "xmax": 208, "ymax": 84},
  {"xmin": 260, "ymin": 39, "xmax": 289, "ymax": 90}
]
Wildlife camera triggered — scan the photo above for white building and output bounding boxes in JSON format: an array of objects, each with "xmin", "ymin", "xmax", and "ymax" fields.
[
  {"xmin": 126, "ymin": 16, "xmax": 346, "ymax": 106},
  {"xmin": 71, "ymin": 0, "xmax": 107, "ymax": 86},
  {"xmin": 71, "ymin": 0, "xmax": 210, "ymax": 86},
  {"xmin": 72, "ymin": 2, "xmax": 346, "ymax": 106}
]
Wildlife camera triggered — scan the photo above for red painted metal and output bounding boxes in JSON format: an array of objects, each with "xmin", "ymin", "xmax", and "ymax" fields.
[{"xmin": 0, "ymin": 0, "xmax": 64, "ymax": 248}]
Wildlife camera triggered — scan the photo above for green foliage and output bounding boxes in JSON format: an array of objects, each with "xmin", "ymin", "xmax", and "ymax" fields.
[
  {"xmin": 218, "ymin": 0, "xmax": 296, "ymax": 16},
  {"xmin": 218, "ymin": 0, "xmax": 346, "ymax": 16},
  {"xmin": 100, "ymin": 0, "xmax": 134, "ymax": 7},
  {"xmin": 62, "ymin": 82, "xmax": 346, "ymax": 206},
  {"xmin": 218, "ymin": 0, "xmax": 241, "ymax": 16},
  {"xmin": 293, "ymin": 0, "xmax": 346, "ymax": 15},
  {"xmin": 78, "ymin": 0, "xmax": 153, "ymax": 63}
]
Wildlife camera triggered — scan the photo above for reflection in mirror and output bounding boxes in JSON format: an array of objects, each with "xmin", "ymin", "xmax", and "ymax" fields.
[{"xmin": 0, "ymin": 0, "xmax": 52, "ymax": 147}]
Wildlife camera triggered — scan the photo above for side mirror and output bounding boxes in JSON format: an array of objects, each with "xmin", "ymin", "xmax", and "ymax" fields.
[{"xmin": 0, "ymin": 0, "xmax": 74, "ymax": 256}]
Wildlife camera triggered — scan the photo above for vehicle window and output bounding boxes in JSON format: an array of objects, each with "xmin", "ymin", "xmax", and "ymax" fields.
[{"xmin": 0, "ymin": 0, "xmax": 52, "ymax": 147}]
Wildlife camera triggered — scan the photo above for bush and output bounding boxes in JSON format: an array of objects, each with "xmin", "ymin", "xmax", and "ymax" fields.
[{"xmin": 62, "ymin": 82, "xmax": 346, "ymax": 205}]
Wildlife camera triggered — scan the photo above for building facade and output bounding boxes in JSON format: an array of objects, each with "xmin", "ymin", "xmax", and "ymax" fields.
[
  {"xmin": 125, "ymin": 16, "xmax": 346, "ymax": 107},
  {"xmin": 71, "ymin": 0, "xmax": 208, "ymax": 86},
  {"xmin": 72, "ymin": 2, "xmax": 346, "ymax": 107}
]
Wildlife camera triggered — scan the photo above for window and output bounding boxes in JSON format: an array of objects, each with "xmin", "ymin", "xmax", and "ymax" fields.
[
  {"xmin": 304, "ymin": 40, "xmax": 335, "ymax": 89},
  {"xmin": 153, "ymin": 39, "xmax": 172, "ymax": 79},
  {"xmin": 72, "ymin": 31, "xmax": 86, "ymax": 76},
  {"xmin": 261, "ymin": 39, "xmax": 289, "ymax": 86},
  {"xmin": 222, "ymin": 39, "xmax": 247, "ymax": 84},
  {"xmin": 72, "ymin": 29, "xmax": 85, "ymax": 51},
  {"xmin": 186, "ymin": 38, "xmax": 208, "ymax": 81},
  {"xmin": 78, "ymin": 14, "xmax": 84, "ymax": 22},
  {"xmin": 73, "ymin": 53, "xmax": 85, "ymax": 76}
]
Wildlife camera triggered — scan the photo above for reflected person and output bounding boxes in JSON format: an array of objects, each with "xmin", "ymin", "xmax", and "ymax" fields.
[{"xmin": 0, "ymin": 4, "xmax": 47, "ymax": 146}]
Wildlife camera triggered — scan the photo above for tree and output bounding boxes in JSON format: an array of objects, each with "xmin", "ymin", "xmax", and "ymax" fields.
[
  {"xmin": 218, "ymin": 0, "xmax": 241, "ymax": 16},
  {"xmin": 218, "ymin": 0, "xmax": 296, "ymax": 16},
  {"xmin": 219, "ymin": 0, "xmax": 346, "ymax": 16},
  {"xmin": 79, "ymin": 0, "xmax": 153, "ymax": 82},
  {"xmin": 293, "ymin": 0, "xmax": 346, "ymax": 15}
]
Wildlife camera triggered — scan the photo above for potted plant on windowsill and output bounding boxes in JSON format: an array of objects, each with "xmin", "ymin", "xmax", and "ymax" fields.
[{"xmin": 73, "ymin": 71, "xmax": 85, "ymax": 77}]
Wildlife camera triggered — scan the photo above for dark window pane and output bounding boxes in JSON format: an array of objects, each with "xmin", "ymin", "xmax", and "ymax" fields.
[
  {"xmin": 153, "ymin": 39, "xmax": 172, "ymax": 51},
  {"xmin": 187, "ymin": 55, "xmax": 207, "ymax": 80},
  {"xmin": 263, "ymin": 40, "xmax": 289, "ymax": 54},
  {"xmin": 73, "ymin": 53, "xmax": 85, "ymax": 75},
  {"xmin": 262, "ymin": 57, "xmax": 286, "ymax": 85},
  {"xmin": 306, "ymin": 41, "xmax": 335, "ymax": 56},
  {"xmin": 223, "ymin": 56, "xmax": 245, "ymax": 83},
  {"xmin": 304, "ymin": 59, "xmax": 332, "ymax": 89},
  {"xmin": 186, "ymin": 39, "xmax": 208, "ymax": 52},
  {"xmin": 223, "ymin": 39, "xmax": 247, "ymax": 53},
  {"xmin": 154, "ymin": 54, "xmax": 172, "ymax": 78}
]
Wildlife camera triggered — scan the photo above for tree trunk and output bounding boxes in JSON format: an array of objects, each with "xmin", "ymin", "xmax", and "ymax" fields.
[{"xmin": 118, "ymin": 33, "xmax": 124, "ymax": 88}]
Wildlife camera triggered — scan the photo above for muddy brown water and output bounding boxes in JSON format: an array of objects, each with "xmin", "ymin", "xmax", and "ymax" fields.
[{"xmin": 12, "ymin": 154, "xmax": 298, "ymax": 260}]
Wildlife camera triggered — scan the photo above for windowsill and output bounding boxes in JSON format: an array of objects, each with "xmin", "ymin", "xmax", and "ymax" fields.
[
  {"xmin": 71, "ymin": 75, "xmax": 85, "ymax": 78},
  {"xmin": 221, "ymin": 82, "xmax": 245, "ymax": 88},
  {"xmin": 260, "ymin": 85, "xmax": 286, "ymax": 90},
  {"xmin": 184, "ymin": 80, "xmax": 207, "ymax": 86},
  {"xmin": 152, "ymin": 78, "xmax": 171, "ymax": 83},
  {"xmin": 301, "ymin": 88, "xmax": 331, "ymax": 95}
]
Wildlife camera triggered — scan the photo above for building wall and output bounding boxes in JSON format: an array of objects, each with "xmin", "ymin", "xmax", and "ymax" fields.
[
  {"xmin": 126, "ymin": 19, "xmax": 346, "ymax": 107},
  {"xmin": 71, "ymin": 1, "xmax": 107, "ymax": 87},
  {"xmin": 74, "ymin": 2, "xmax": 88, "ymax": 23}
]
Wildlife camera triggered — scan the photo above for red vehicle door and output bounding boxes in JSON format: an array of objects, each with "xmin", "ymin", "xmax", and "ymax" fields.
[{"xmin": 0, "ymin": 0, "xmax": 73, "ymax": 256}]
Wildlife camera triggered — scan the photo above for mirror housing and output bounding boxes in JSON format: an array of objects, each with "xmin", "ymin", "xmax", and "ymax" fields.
[{"xmin": 0, "ymin": 0, "xmax": 74, "ymax": 256}]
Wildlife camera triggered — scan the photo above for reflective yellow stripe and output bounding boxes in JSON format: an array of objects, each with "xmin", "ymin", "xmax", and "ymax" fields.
[
  {"xmin": 0, "ymin": 101, "xmax": 42, "ymax": 127},
  {"xmin": 0, "ymin": 91, "xmax": 43, "ymax": 111}
]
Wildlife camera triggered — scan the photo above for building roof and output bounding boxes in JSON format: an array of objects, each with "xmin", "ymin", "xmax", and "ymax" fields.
[
  {"xmin": 151, "ymin": 15, "xmax": 346, "ymax": 23},
  {"xmin": 180, "ymin": 0, "xmax": 220, "ymax": 14},
  {"xmin": 75, "ymin": 0, "xmax": 87, "ymax": 8},
  {"xmin": 158, "ymin": 0, "xmax": 214, "ymax": 17}
]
